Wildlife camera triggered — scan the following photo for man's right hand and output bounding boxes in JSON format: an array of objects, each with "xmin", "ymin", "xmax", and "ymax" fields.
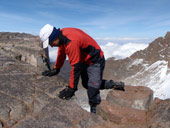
[
  {"xmin": 42, "ymin": 68, "xmax": 60, "ymax": 77},
  {"xmin": 58, "ymin": 86, "xmax": 75, "ymax": 100}
]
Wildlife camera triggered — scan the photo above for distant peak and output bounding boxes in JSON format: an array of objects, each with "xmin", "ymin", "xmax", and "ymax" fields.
[{"xmin": 164, "ymin": 31, "xmax": 170, "ymax": 39}]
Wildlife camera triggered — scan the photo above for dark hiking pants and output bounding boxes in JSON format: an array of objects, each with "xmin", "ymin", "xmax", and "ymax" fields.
[{"xmin": 81, "ymin": 57, "xmax": 112, "ymax": 106}]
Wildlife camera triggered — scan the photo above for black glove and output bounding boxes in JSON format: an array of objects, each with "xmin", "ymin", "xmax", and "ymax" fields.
[
  {"xmin": 113, "ymin": 81, "xmax": 125, "ymax": 91},
  {"xmin": 42, "ymin": 68, "xmax": 60, "ymax": 77},
  {"xmin": 58, "ymin": 86, "xmax": 75, "ymax": 100}
]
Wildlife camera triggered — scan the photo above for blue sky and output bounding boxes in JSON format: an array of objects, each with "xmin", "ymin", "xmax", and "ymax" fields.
[{"xmin": 1, "ymin": 0, "xmax": 170, "ymax": 44}]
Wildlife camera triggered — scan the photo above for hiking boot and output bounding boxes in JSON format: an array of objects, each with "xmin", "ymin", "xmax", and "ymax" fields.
[
  {"xmin": 110, "ymin": 80, "xmax": 125, "ymax": 91},
  {"xmin": 90, "ymin": 105, "xmax": 97, "ymax": 114}
]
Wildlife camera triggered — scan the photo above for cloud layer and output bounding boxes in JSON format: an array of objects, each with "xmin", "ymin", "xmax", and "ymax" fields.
[
  {"xmin": 100, "ymin": 42, "xmax": 148, "ymax": 59},
  {"xmin": 49, "ymin": 42, "xmax": 148, "ymax": 62}
]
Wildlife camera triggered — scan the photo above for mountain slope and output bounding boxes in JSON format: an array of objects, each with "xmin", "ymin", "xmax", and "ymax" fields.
[{"xmin": 104, "ymin": 32, "xmax": 170, "ymax": 99}]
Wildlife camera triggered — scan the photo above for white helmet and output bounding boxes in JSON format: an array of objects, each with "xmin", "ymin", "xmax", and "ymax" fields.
[{"xmin": 39, "ymin": 24, "xmax": 54, "ymax": 48}]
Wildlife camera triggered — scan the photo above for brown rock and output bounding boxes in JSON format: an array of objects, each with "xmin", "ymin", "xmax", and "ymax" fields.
[
  {"xmin": 97, "ymin": 86, "xmax": 154, "ymax": 128},
  {"xmin": 147, "ymin": 98, "xmax": 170, "ymax": 128},
  {"xmin": 106, "ymin": 86, "xmax": 153, "ymax": 110},
  {"xmin": 97, "ymin": 100, "xmax": 147, "ymax": 128},
  {"xmin": 164, "ymin": 31, "xmax": 170, "ymax": 40},
  {"xmin": 0, "ymin": 47, "xmax": 114, "ymax": 128},
  {"xmin": 0, "ymin": 32, "xmax": 49, "ymax": 72}
]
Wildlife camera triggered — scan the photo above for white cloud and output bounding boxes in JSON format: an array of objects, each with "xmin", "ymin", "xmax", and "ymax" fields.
[
  {"xmin": 100, "ymin": 42, "xmax": 148, "ymax": 59},
  {"xmin": 49, "ymin": 42, "xmax": 148, "ymax": 62},
  {"xmin": 95, "ymin": 37, "xmax": 149, "ymax": 41}
]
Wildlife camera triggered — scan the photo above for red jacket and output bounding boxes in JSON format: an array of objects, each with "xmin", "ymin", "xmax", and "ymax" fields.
[{"xmin": 54, "ymin": 28, "xmax": 104, "ymax": 90}]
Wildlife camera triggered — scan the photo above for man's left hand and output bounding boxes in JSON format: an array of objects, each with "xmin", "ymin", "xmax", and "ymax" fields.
[{"xmin": 42, "ymin": 68, "xmax": 60, "ymax": 77}]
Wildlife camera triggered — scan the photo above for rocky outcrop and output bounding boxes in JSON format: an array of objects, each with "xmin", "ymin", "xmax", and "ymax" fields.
[
  {"xmin": 97, "ymin": 86, "xmax": 170, "ymax": 128},
  {"xmin": 0, "ymin": 49, "xmax": 112, "ymax": 128},
  {"xmin": 0, "ymin": 32, "xmax": 170, "ymax": 128},
  {"xmin": 106, "ymin": 86, "xmax": 153, "ymax": 110},
  {"xmin": 97, "ymin": 86, "xmax": 151, "ymax": 128},
  {"xmin": 0, "ymin": 32, "xmax": 48, "ymax": 72},
  {"xmin": 147, "ymin": 98, "xmax": 170, "ymax": 128},
  {"xmin": 131, "ymin": 32, "xmax": 170, "ymax": 64}
]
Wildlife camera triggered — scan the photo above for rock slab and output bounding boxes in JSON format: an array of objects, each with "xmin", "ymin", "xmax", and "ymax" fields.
[
  {"xmin": 147, "ymin": 98, "xmax": 170, "ymax": 128},
  {"xmin": 97, "ymin": 86, "xmax": 153, "ymax": 128},
  {"xmin": 106, "ymin": 85, "xmax": 153, "ymax": 110}
]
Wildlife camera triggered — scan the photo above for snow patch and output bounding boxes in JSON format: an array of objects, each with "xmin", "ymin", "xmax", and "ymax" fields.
[
  {"xmin": 158, "ymin": 42, "xmax": 163, "ymax": 47},
  {"xmin": 125, "ymin": 60, "xmax": 170, "ymax": 99},
  {"xmin": 128, "ymin": 59, "xmax": 144, "ymax": 69},
  {"xmin": 131, "ymin": 59, "xmax": 143, "ymax": 66},
  {"xmin": 161, "ymin": 73, "xmax": 170, "ymax": 99}
]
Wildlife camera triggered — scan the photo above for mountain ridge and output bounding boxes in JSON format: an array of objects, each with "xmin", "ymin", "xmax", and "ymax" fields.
[{"xmin": 104, "ymin": 31, "xmax": 170, "ymax": 99}]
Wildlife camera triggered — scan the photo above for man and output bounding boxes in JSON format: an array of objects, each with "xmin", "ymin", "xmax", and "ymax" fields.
[{"xmin": 40, "ymin": 24, "xmax": 125, "ymax": 113}]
